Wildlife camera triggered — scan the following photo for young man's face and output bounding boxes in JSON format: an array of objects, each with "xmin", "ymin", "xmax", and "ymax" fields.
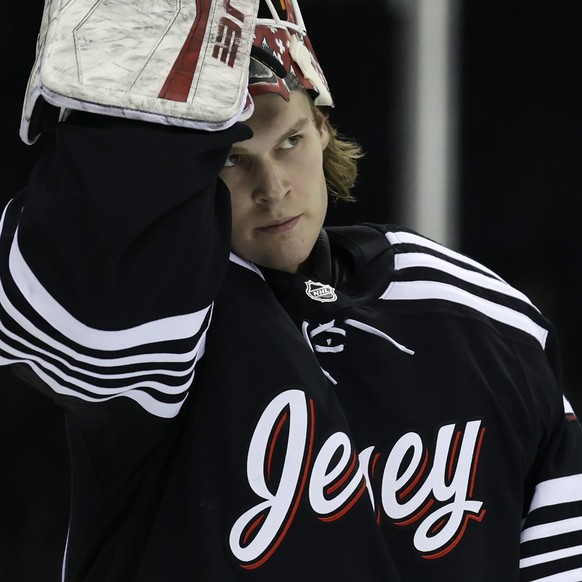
[{"xmin": 219, "ymin": 90, "xmax": 330, "ymax": 273}]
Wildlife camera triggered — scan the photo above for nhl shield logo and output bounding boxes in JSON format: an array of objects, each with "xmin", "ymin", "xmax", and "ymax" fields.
[{"xmin": 305, "ymin": 280, "xmax": 337, "ymax": 303}]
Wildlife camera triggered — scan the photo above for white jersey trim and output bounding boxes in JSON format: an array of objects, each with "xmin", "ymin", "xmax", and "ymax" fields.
[
  {"xmin": 0, "ymin": 355, "xmax": 191, "ymax": 418},
  {"xmin": 229, "ymin": 252, "xmax": 265, "ymax": 279},
  {"xmin": 9, "ymin": 225, "xmax": 210, "ymax": 350},
  {"xmin": 520, "ymin": 545, "xmax": 582, "ymax": 569},
  {"xmin": 386, "ymin": 230, "xmax": 506, "ymax": 281},
  {"xmin": 563, "ymin": 396, "xmax": 575, "ymax": 415},
  {"xmin": 393, "ymin": 252, "xmax": 537, "ymax": 309},
  {"xmin": 525, "ymin": 566, "xmax": 582, "ymax": 581},
  {"xmin": 521, "ymin": 517, "xmax": 582, "ymax": 543},
  {"xmin": 381, "ymin": 280, "xmax": 548, "ymax": 348},
  {"xmin": 529, "ymin": 474, "xmax": 582, "ymax": 511},
  {"xmin": 0, "ymin": 201, "xmax": 209, "ymax": 418}
]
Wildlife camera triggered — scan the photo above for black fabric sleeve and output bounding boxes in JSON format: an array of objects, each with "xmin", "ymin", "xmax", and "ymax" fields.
[
  {"xmin": 0, "ymin": 118, "xmax": 251, "ymax": 419},
  {"xmin": 518, "ymin": 326, "xmax": 582, "ymax": 580}
]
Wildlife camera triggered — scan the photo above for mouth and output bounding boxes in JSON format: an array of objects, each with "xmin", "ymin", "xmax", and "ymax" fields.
[{"xmin": 258, "ymin": 215, "xmax": 301, "ymax": 234}]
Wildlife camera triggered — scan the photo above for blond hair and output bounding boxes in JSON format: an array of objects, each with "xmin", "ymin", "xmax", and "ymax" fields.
[{"xmin": 310, "ymin": 98, "xmax": 363, "ymax": 202}]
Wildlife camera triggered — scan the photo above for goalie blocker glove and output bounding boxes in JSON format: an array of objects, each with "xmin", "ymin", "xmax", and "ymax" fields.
[{"xmin": 20, "ymin": 0, "xmax": 260, "ymax": 144}]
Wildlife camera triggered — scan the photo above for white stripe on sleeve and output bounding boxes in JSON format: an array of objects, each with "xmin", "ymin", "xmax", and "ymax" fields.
[
  {"xmin": 529, "ymin": 475, "xmax": 582, "ymax": 512},
  {"xmin": 521, "ymin": 517, "xmax": 582, "ymax": 543},
  {"xmin": 386, "ymin": 230, "xmax": 506, "ymax": 281},
  {"xmin": 393, "ymin": 252, "xmax": 537, "ymax": 308},
  {"xmin": 381, "ymin": 280, "xmax": 548, "ymax": 348}
]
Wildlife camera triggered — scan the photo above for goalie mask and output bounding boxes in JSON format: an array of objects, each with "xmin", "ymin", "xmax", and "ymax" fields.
[{"xmin": 250, "ymin": 0, "xmax": 333, "ymax": 107}]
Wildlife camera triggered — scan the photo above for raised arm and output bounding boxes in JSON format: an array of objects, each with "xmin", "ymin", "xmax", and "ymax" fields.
[{"xmin": 0, "ymin": 0, "xmax": 258, "ymax": 421}]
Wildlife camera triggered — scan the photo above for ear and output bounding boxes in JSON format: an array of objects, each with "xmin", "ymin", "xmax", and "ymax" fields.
[{"xmin": 313, "ymin": 107, "xmax": 330, "ymax": 150}]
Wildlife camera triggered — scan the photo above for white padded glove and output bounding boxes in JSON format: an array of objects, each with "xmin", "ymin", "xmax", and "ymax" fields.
[{"xmin": 20, "ymin": 0, "xmax": 259, "ymax": 144}]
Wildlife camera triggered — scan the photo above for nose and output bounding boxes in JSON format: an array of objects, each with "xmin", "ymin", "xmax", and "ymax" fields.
[{"xmin": 252, "ymin": 160, "xmax": 289, "ymax": 205}]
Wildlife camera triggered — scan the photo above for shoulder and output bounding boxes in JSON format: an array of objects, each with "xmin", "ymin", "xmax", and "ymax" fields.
[{"xmin": 326, "ymin": 223, "xmax": 551, "ymax": 350}]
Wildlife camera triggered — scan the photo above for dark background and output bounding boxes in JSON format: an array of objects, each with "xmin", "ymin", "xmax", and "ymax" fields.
[{"xmin": 2, "ymin": 1, "xmax": 581, "ymax": 416}]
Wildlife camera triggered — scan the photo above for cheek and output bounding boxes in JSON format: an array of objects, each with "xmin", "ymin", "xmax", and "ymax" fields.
[{"xmin": 228, "ymin": 189, "xmax": 242, "ymax": 219}]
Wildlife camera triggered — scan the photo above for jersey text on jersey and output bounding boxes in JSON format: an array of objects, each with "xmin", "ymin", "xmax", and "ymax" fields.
[{"xmin": 229, "ymin": 389, "xmax": 486, "ymax": 568}]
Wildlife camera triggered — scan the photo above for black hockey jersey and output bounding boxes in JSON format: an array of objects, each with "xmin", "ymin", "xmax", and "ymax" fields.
[
  {"xmin": 261, "ymin": 224, "xmax": 582, "ymax": 581},
  {"xmin": 0, "ymin": 121, "xmax": 399, "ymax": 581},
  {"xmin": 1, "ymin": 117, "xmax": 581, "ymax": 582}
]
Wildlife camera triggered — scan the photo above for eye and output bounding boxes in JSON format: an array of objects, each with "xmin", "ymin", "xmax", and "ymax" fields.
[
  {"xmin": 224, "ymin": 153, "xmax": 244, "ymax": 168},
  {"xmin": 278, "ymin": 134, "xmax": 302, "ymax": 150}
]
